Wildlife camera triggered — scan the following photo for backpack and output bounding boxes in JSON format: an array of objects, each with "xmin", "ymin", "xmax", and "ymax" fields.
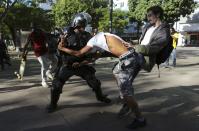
[
  {"xmin": 156, "ymin": 35, "xmax": 173, "ymax": 77},
  {"xmin": 156, "ymin": 35, "xmax": 173, "ymax": 65}
]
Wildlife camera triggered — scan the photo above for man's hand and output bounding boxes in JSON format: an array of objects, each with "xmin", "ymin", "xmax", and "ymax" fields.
[
  {"xmin": 60, "ymin": 35, "xmax": 65, "ymax": 43},
  {"xmin": 123, "ymin": 41, "xmax": 134, "ymax": 48},
  {"xmin": 58, "ymin": 40, "xmax": 65, "ymax": 51},
  {"xmin": 72, "ymin": 62, "xmax": 80, "ymax": 68},
  {"xmin": 58, "ymin": 34, "xmax": 67, "ymax": 51}
]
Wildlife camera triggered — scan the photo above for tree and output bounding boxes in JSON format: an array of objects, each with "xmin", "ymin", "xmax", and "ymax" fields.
[
  {"xmin": 162, "ymin": 0, "xmax": 196, "ymax": 22},
  {"xmin": 0, "ymin": 0, "xmax": 18, "ymax": 22},
  {"xmin": 52, "ymin": 0, "xmax": 88, "ymax": 27},
  {"xmin": 52, "ymin": 0, "xmax": 128, "ymax": 33},
  {"xmin": 81, "ymin": 0, "xmax": 108, "ymax": 29},
  {"xmin": 52, "ymin": 0, "xmax": 108, "ymax": 28},
  {"xmin": 96, "ymin": 9, "xmax": 129, "ymax": 32},
  {"xmin": 2, "ymin": 3, "xmax": 54, "ymax": 46},
  {"xmin": 128, "ymin": 0, "xmax": 138, "ymax": 13},
  {"xmin": 128, "ymin": 0, "xmax": 197, "ymax": 24}
]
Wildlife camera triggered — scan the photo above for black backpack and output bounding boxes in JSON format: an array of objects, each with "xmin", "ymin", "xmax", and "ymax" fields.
[
  {"xmin": 156, "ymin": 35, "xmax": 173, "ymax": 77},
  {"xmin": 156, "ymin": 35, "xmax": 173, "ymax": 65}
]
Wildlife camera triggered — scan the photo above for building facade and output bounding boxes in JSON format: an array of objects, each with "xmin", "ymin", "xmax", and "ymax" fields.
[
  {"xmin": 113, "ymin": 0, "xmax": 129, "ymax": 11},
  {"xmin": 175, "ymin": 0, "xmax": 199, "ymax": 46}
]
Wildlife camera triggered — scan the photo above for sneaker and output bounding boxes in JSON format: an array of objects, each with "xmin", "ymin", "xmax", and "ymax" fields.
[
  {"xmin": 41, "ymin": 81, "xmax": 49, "ymax": 88},
  {"xmin": 46, "ymin": 70, "xmax": 54, "ymax": 80},
  {"xmin": 126, "ymin": 118, "xmax": 146, "ymax": 129},
  {"xmin": 118, "ymin": 103, "xmax": 131, "ymax": 118}
]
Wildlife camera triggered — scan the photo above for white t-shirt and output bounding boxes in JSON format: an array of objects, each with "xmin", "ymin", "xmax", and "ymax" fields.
[
  {"xmin": 87, "ymin": 32, "xmax": 124, "ymax": 52},
  {"xmin": 141, "ymin": 26, "xmax": 157, "ymax": 45}
]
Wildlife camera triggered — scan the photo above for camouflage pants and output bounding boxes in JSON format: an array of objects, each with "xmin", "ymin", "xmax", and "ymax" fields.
[{"xmin": 112, "ymin": 50, "xmax": 144, "ymax": 97}]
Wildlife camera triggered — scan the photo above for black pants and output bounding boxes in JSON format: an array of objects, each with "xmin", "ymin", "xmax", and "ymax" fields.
[
  {"xmin": 0, "ymin": 51, "xmax": 10, "ymax": 70},
  {"xmin": 50, "ymin": 64, "xmax": 106, "ymax": 105},
  {"xmin": 0, "ymin": 53, "xmax": 4, "ymax": 70}
]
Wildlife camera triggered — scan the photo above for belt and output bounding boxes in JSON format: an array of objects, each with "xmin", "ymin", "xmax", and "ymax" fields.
[{"xmin": 119, "ymin": 49, "xmax": 135, "ymax": 60}]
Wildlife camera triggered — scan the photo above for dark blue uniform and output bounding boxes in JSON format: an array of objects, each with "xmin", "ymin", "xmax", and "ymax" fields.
[{"xmin": 47, "ymin": 28, "xmax": 111, "ymax": 113}]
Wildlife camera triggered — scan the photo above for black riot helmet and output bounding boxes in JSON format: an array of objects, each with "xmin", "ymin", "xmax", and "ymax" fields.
[{"xmin": 71, "ymin": 12, "xmax": 92, "ymax": 28}]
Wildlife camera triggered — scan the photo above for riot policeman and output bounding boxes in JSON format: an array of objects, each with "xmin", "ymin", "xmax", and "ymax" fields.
[{"xmin": 47, "ymin": 13, "xmax": 111, "ymax": 113}]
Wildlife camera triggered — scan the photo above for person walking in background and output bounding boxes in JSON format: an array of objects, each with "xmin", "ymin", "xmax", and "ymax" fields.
[
  {"xmin": 165, "ymin": 27, "xmax": 179, "ymax": 67},
  {"xmin": 0, "ymin": 34, "xmax": 11, "ymax": 71},
  {"xmin": 22, "ymin": 26, "xmax": 53, "ymax": 88}
]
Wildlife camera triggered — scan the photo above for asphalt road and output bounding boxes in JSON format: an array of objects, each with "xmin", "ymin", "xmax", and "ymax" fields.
[{"xmin": 0, "ymin": 47, "xmax": 198, "ymax": 131}]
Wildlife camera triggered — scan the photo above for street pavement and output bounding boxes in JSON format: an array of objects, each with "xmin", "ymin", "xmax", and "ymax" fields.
[{"xmin": 0, "ymin": 47, "xmax": 199, "ymax": 131}]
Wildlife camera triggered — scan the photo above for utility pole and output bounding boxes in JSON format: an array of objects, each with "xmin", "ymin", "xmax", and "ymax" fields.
[{"xmin": 109, "ymin": 0, "xmax": 113, "ymax": 33}]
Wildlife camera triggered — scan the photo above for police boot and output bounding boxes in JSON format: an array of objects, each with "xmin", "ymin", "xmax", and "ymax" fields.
[
  {"xmin": 94, "ymin": 87, "xmax": 111, "ymax": 103},
  {"xmin": 46, "ymin": 90, "xmax": 60, "ymax": 113}
]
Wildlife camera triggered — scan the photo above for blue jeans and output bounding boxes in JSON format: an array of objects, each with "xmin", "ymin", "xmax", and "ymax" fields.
[{"xmin": 165, "ymin": 48, "xmax": 176, "ymax": 67}]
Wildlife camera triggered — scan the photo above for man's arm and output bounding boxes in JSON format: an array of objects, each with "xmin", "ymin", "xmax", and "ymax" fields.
[
  {"xmin": 135, "ymin": 26, "xmax": 170, "ymax": 55},
  {"xmin": 58, "ymin": 41, "xmax": 92, "ymax": 57}
]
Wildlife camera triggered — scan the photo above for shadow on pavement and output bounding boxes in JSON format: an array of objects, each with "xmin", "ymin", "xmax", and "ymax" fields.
[
  {"xmin": 0, "ymin": 83, "xmax": 41, "ymax": 93},
  {"xmin": 176, "ymin": 63, "xmax": 199, "ymax": 68},
  {"xmin": 0, "ymin": 56, "xmax": 40, "ymax": 80},
  {"xmin": 0, "ymin": 85, "xmax": 198, "ymax": 131},
  {"xmin": 24, "ymin": 125, "xmax": 70, "ymax": 131},
  {"xmin": 59, "ymin": 102, "xmax": 111, "ymax": 110},
  {"xmin": 0, "ymin": 105, "xmax": 69, "ymax": 131},
  {"xmin": 177, "ymin": 48, "xmax": 199, "ymax": 59}
]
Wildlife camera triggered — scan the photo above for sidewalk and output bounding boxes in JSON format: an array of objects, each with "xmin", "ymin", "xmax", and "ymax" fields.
[{"xmin": 0, "ymin": 47, "xmax": 199, "ymax": 131}]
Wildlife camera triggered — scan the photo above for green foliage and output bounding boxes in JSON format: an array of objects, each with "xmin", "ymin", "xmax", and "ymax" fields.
[
  {"xmin": 52, "ymin": 0, "xmax": 88, "ymax": 27},
  {"xmin": 0, "ymin": 0, "xmax": 18, "ymax": 21},
  {"xmin": 128, "ymin": 0, "xmax": 138, "ymax": 13},
  {"xmin": 98, "ymin": 8, "xmax": 109, "ymax": 31},
  {"xmin": 98, "ymin": 9, "xmax": 128, "ymax": 32},
  {"xmin": 0, "ymin": 0, "xmax": 55, "ymax": 45},
  {"xmin": 0, "ymin": 22, "xmax": 11, "ymax": 39},
  {"xmin": 82, "ymin": 0, "xmax": 108, "ymax": 29},
  {"xmin": 52, "ymin": 0, "xmax": 128, "ymax": 33},
  {"xmin": 128, "ymin": 0, "xmax": 197, "ymax": 23},
  {"xmin": 52, "ymin": 0, "xmax": 108, "ymax": 28},
  {"xmin": 130, "ymin": 0, "xmax": 149, "ymax": 22},
  {"xmin": 162, "ymin": 0, "xmax": 196, "ymax": 22},
  {"xmin": 4, "ymin": 3, "xmax": 54, "ymax": 31},
  {"xmin": 112, "ymin": 10, "xmax": 129, "ymax": 33}
]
